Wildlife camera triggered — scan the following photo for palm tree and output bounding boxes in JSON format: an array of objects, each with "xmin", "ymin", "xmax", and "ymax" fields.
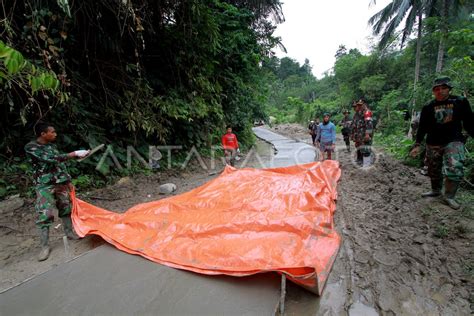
[
  {"xmin": 368, "ymin": 0, "xmax": 432, "ymax": 89},
  {"xmin": 435, "ymin": 0, "xmax": 449, "ymax": 72},
  {"xmin": 434, "ymin": 0, "xmax": 468, "ymax": 73}
]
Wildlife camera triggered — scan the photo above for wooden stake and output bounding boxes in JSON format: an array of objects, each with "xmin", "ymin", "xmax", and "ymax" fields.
[
  {"xmin": 63, "ymin": 236, "xmax": 71, "ymax": 259},
  {"xmin": 280, "ymin": 274, "xmax": 286, "ymax": 315}
]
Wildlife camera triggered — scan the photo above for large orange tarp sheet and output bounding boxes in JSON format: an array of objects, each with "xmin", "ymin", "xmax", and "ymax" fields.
[{"xmin": 72, "ymin": 161, "xmax": 341, "ymax": 295}]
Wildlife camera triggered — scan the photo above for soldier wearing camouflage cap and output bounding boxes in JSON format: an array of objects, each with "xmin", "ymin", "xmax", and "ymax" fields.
[
  {"xmin": 410, "ymin": 77, "xmax": 474, "ymax": 209},
  {"xmin": 351, "ymin": 98, "xmax": 374, "ymax": 167},
  {"xmin": 25, "ymin": 122, "xmax": 89, "ymax": 261}
]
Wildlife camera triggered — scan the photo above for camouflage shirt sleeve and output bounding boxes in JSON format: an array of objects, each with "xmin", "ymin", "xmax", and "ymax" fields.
[
  {"xmin": 25, "ymin": 142, "xmax": 69, "ymax": 164},
  {"xmin": 24, "ymin": 142, "xmax": 71, "ymax": 185},
  {"xmin": 365, "ymin": 118, "xmax": 374, "ymax": 135}
]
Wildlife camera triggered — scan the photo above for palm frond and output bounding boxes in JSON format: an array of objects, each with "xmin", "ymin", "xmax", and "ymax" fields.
[
  {"xmin": 369, "ymin": 0, "xmax": 403, "ymax": 34},
  {"xmin": 370, "ymin": 0, "xmax": 426, "ymax": 49},
  {"xmin": 379, "ymin": 16, "xmax": 399, "ymax": 47},
  {"xmin": 369, "ymin": 3, "xmax": 395, "ymax": 34},
  {"xmin": 400, "ymin": 6, "xmax": 417, "ymax": 45},
  {"xmin": 390, "ymin": 0, "xmax": 413, "ymax": 30}
]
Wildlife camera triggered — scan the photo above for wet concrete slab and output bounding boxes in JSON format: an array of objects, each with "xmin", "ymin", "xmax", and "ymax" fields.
[
  {"xmin": 253, "ymin": 127, "xmax": 316, "ymax": 167},
  {"xmin": 254, "ymin": 127, "xmax": 350, "ymax": 315},
  {"xmin": 1, "ymin": 128, "xmax": 321, "ymax": 316},
  {"xmin": 0, "ymin": 244, "xmax": 281, "ymax": 315}
]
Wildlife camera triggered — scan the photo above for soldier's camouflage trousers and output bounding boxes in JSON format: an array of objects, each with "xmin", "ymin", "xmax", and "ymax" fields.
[
  {"xmin": 35, "ymin": 183, "xmax": 72, "ymax": 229},
  {"xmin": 342, "ymin": 128, "xmax": 350, "ymax": 146},
  {"xmin": 426, "ymin": 141, "xmax": 465, "ymax": 183},
  {"xmin": 355, "ymin": 140, "xmax": 373, "ymax": 157},
  {"xmin": 343, "ymin": 135, "xmax": 350, "ymax": 146}
]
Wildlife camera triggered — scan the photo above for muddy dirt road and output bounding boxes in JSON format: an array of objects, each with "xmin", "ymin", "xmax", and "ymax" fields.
[
  {"xmin": 1, "ymin": 124, "xmax": 472, "ymax": 315},
  {"xmin": 272, "ymin": 123, "xmax": 473, "ymax": 316}
]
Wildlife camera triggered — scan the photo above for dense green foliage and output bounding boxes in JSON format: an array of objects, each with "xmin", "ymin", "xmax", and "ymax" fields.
[
  {"xmin": 1, "ymin": 1, "xmax": 473, "ymax": 197},
  {"xmin": 263, "ymin": 1, "xmax": 473, "ymax": 182},
  {"xmin": 0, "ymin": 0, "xmax": 283, "ymax": 197}
]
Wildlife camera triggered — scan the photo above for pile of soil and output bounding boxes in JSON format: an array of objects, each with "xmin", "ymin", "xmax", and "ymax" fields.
[{"xmin": 271, "ymin": 123, "xmax": 312, "ymax": 143}]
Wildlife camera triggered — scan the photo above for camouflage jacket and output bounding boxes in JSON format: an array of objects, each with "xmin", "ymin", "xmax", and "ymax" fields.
[
  {"xmin": 340, "ymin": 116, "xmax": 352, "ymax": 129},
  {"xmin": 351, "ymin": 110, "xmax": 373, "ymax": 143},
  {"xmin": 24, "ymin": 141, "xmax": 71, "ymax": 185}
]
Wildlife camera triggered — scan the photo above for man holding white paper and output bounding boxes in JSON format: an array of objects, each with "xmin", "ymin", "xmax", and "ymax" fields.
[{"xmin": 24, "ymin": 122, "xmax": 90, "ymax": 261}]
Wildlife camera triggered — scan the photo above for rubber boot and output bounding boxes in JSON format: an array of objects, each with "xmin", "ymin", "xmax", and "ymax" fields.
[
  {"xmin": 37, "ymin": 227, "xmax": 50, "ymax": 261},
  {"xmin": 61, "ymin": 216, "xmax": 80, "ymax": 240},
  {"xmin": 421, "ymin": 179, "xmax": 442, "ymax": 197},
  {"xmin": 443, "ymin": 179, "xmax": 461, "ymax": 210},
  {"xmin": 362, "ymin": 155, "xmax": 372, "ymax": 168},
  {"xmin": 356, "ymin": 150, "xmax": 363, "ymax": 166}
]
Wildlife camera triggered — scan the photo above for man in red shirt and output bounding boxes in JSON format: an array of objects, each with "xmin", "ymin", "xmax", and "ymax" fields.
[{"xmin": 221, "ymin": 126, "xmax": 239, "ymax": 166}]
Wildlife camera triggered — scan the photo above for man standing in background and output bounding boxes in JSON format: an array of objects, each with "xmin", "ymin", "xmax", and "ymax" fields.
[
  {"xmin": 340, "ymin": 109, "xmax": 352, "ymax": 152},
  {"xmin": 351, "ymin": 98, "xmax": 374, "ymax": 167},
  {"xmin": 308, "ymin": 117, "xmax": 320, "ymax": 146},
  {"xmin": 221, "ymin": 126, "xmax": 240, "ymax": 166},
  {"xmin": 316, "ymin": 113, "xmax": 336, "ymax": 160},
  {"xmin": 308, "ymin": 120, "xmax": 316, "ymax": 146}
]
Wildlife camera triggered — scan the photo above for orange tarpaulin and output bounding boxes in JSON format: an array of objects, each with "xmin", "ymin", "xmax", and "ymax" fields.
[{"xmin": 72, "ymin": 161, "xmax": 341, "ymax": 295}]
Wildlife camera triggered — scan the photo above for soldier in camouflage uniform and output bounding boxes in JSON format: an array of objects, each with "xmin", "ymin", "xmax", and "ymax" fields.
[
  {"xmin": 410, "ymin": 77, "xmax": 473, "ymax": 209},
  {"xmin": 351, "ymin": 99, "xmax": 374, "ymax": 167},
  {"xmin": 340, "ymin": 110, "xmax": 352, "ymax": 152},
  {"xmin": 25, "ymin": 122, "xmax": 89, "ymax": 261}
]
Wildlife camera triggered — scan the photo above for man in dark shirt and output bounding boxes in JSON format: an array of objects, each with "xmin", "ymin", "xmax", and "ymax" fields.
[
  {"xmin": 308, "ymin": 118, "xmax": 320, "ymax": 146},
  {"xmin": 410, "ymin": 77, "xmax": 473, "ymax": 209},
  {"xmin": 25, "ymin": 122, "xmax": 89, "ymax": 261},
  {"xmin": 340, "ymin": 110, "xmax": 352, "ymax": 152}
]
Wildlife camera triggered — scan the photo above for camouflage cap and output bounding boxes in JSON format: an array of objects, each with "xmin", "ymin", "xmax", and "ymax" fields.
[
  {"xmin": 323, "ymin": 112, "xmax": 330, "ymax": 117},
  {"xmin": 432, "ymin": 76, "xmax": 452, "ymax": 89},
  {"xmin": 355, "ymin": 98, "xmax": 366, "ymax": 105}
]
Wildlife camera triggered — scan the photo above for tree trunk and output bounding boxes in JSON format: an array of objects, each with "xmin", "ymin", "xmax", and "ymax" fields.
[
  {"xmin": 414, "ymin": 12, "xmax": 423, "ymax": 90},
  {"xmin": 436, "ymin": 36, "xmax": 445, "ymax": 73},
  {"xmin": 409, "ymin": 12, "xmax": 423, "ymax": 138},
  {"xmin": 436, "ymin": 0, "xmax": 449, "ymax": 73}
]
